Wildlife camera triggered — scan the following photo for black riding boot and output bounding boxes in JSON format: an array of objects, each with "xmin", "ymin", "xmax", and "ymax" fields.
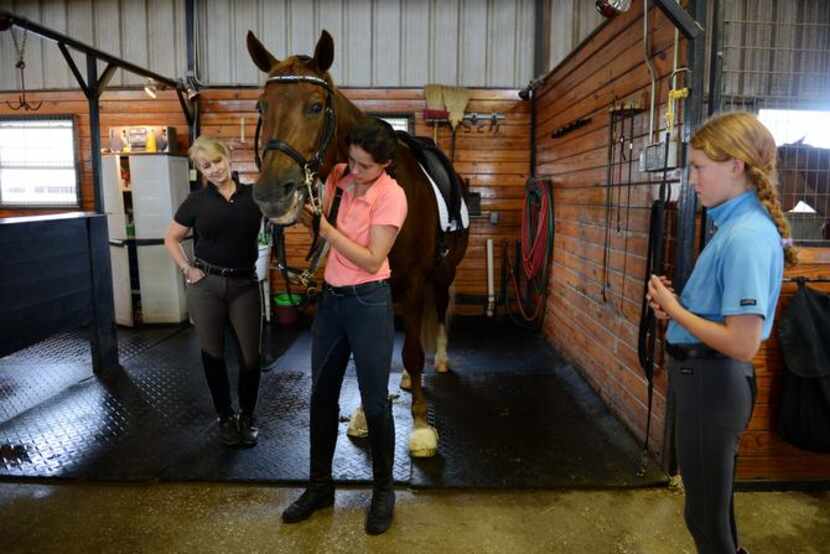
[
  {"xmin": 237, "ymin": 358, "xmax": 261, "ymax": 447},
  {"xmin": 200, "ymin": 351, "xmax": 238, "ymax": 446},
  {"xmin": 365, "ymin": 402, "xmax": 395, "ymax": 535},
  {"xmin": 282, "ymin": 402, "xmax": 339, "ymax": 523}
]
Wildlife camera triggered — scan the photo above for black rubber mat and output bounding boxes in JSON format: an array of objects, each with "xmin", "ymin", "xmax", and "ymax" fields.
[
  {"xmin": 405, "ymin": 317, "xmax": 665, "ymax": 488},
  {"xmin": 0, "ymin": 325, "xmax": 185, "ymax": 424},
  {"xmin": 0, "ymin": 316, "xmax": 666, "ymax": 488}
]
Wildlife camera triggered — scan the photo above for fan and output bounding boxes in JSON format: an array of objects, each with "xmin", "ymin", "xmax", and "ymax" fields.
[{"xmin": 595, "ymin": 0, "xmax": 632, "ymax": 17}]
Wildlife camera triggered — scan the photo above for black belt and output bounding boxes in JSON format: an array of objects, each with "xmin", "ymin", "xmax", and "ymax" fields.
[
  {"xmin": 194, "ymin": 258, "xmax": 254, "ymax": 278},
  {"xmin": 322, "ymin": 280, "xmax": 388, "ymax": 296},
  {"xmin": 666, "ymin": 342, "xmax": 727, "ymax": 361}
]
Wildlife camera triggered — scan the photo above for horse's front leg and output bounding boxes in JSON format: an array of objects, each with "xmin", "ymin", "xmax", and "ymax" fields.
[{"xmin": 402, "ymin": 293, "xmax": 438, "ymax": 458}]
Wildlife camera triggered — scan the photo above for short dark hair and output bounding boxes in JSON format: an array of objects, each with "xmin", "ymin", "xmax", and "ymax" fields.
[{"xmin": 348, "ymin": 117, "xmax": 397, "ymax": 164}]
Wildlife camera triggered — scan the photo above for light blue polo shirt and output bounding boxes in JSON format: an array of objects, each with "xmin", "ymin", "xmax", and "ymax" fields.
[{"xmin": 666, "ymin": 190, "xmax": 784, "ymax": 344}]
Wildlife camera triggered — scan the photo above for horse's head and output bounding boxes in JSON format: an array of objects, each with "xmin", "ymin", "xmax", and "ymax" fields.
[{"xmin": 247, "ymin": 30, "xmax": 336, "ymax": 224}]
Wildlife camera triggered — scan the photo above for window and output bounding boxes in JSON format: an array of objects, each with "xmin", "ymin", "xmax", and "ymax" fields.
[
  {"xmin": 0, "ymin": 116, "xmax": 80, "ymax": 207},
  {"xmin": 759, "ymin": 109, "xmax": 830, "ymax": 149},
  {"xmin": 373, "ymin": 115, "xmax": 413, "ymax": 134},
  {"xmin": 758, "ymin": 109, "xmax": 830, "ymax": 244}
]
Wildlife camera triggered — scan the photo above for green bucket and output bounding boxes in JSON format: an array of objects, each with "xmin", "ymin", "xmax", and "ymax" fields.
[
  {"xmin": 273, "ymin": 293, "xmax": 303, "ymax": 307},
  {"xmin": 272, "ymin": 293, "xmax": 303, "ymax": 326}
]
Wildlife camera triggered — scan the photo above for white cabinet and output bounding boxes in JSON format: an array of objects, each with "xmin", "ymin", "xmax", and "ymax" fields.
[{"xmin": 102, "ymin": 154, "xmax": 191, "ymax": 325}]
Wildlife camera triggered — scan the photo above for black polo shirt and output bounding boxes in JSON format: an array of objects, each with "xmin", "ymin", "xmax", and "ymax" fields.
[{"xmin": 174, "ymin": 180, "xmax": 263, "ymax": 269}]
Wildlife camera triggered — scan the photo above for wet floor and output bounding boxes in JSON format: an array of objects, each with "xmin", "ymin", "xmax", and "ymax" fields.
[{"xmin": 3, "ymin": 481, "xmax": 828, "ymax": 553}]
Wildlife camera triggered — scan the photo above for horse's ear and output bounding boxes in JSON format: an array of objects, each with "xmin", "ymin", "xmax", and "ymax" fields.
[
  {"xmin": 313, "ymin": 30, "xmax": 334, "ymax": 73},
  {"xmin": 247, "ymin": 31, "xmax": 279, "ymax": 73}
]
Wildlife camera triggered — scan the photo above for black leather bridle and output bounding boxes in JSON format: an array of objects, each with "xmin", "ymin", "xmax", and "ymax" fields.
[
  {"xmin": 254, "ymin": 74, "xmax": 336, "ymax": 215},
  {"xmin": 255, "ymin": 73, "xmax": 339, "ymax": 293}
]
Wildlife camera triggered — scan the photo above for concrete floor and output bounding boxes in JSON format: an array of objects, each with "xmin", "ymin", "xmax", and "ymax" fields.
[{"xmin": 3, "ymin": 481, "xmax": 828, "ymax": 553}]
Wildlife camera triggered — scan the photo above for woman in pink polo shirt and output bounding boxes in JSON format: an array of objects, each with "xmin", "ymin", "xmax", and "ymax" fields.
[{"xmin": 282, "ymin": 118, "xmax": 407, "ymax": 535}]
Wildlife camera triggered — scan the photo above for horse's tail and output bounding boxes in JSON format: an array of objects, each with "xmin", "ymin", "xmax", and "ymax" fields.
[{"xmin": 420, "ymin": 284, "xmax": 439, "ymax": 358}]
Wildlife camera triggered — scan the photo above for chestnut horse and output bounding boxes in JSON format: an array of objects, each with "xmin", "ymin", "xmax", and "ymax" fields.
[{"xmin": 247, "ymin": 30, "xmax": 469, "ymax": 457}]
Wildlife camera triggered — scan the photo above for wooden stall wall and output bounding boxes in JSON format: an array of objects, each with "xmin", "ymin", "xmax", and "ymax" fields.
[
  {"xmin": 744, "ymin": 250, "xmax": 830, "ymax": 481},
  {"xmin": 199, "ymin": 87, "xmax": 530, "ymax": 312},
  {"xmin": 534, "ymin": 2, "xmax": 679, "ymax": 462},
  {"xmin": 0, "ymin": 87, "xmax": 529, "ymax": 313},
  {"xmin": 535, "ymin": 0, "xmax": 830, "ymax": 482},
  {"xmin": 0, "ymin": 89, "xmax": 189, "ymax": 219}
]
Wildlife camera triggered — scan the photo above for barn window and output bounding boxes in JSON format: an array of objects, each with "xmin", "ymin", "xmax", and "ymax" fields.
[
  {"xmin": 372, "ymin": 115, "xmax": 413, "ymax": 134},
  {"xmin": 759, "ymin": 109, "xmax": 830, "ymax": 244},
  {"xmin": 759, "ymin": 109, "xmax": 830, "ymax": 149},
  {"xmin": 0, "ymin": 116, "xmax": 81, "ymax": 208}
]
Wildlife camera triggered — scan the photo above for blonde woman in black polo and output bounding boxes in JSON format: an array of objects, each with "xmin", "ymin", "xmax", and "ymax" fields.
[{"xmin": 164, "ymin": 136, "xmax": 263, "ymax": 447}]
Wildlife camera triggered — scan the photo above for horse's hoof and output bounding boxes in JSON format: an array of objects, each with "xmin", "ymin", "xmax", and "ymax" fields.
[
  {"xmin": 400, "ymin": 370, "xmax": 412, "ymax": 391},
  {"xmin": 435, "ymin": 359, "xmax": 449, "ymax": 373},
  {"xmin": 347, "ymin": 406, "xmax": 369, "ymax": 438},
  {"xmin": 409, "ymin": 426, "xmax": 438, "ymax": 458}
]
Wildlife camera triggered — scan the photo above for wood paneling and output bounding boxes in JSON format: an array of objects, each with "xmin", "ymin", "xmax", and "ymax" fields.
[
  {"xmin": 536, "ymin": 0, "xmax": 830, "ymax": 482},
  {"xmin": 535, "ymin": 0, "xmax": 681, "ymax": 464},
  {"xmin": 0, "ymin": 89, "xmax": 189, "ymax": 218},
  {"xmin": 197, "ymin": 87, "xmax": 529, "ymax": 312},
  {"xmin": 0, "ymin": 86, "xmax": 529, "ymax": 317}
]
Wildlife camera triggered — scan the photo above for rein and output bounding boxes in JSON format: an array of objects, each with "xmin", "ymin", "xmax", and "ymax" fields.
[{"xmin": 256, "ymin": 73, "xmax": 339, "ymax": 295}]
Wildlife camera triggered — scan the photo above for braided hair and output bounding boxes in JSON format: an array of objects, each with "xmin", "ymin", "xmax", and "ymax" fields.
[{"xmin": 691, "ymin": 111, "xmax": 798, "ymax": 267}]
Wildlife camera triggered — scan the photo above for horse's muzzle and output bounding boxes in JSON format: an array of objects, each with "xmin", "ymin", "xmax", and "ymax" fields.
[{"xmin": 254, "ymin": 187, "xmax": 304, "ymax": 225}]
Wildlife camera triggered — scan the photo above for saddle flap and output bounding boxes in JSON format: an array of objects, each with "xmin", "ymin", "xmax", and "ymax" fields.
[{"xmin": 395, "ymin": 131, "xmax": 464, "ymax": 227}]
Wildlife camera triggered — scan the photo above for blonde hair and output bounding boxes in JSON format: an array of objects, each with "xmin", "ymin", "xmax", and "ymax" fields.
[
  {"xmin": 691, "ymin": 111, "xmax": 797, "ymax": 267},
  {"xmin": 188, "ymin": 135, "xmax": 231, "ymax": 164}
]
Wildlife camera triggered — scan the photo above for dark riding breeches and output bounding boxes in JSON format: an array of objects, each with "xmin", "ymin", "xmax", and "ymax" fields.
[
  {"xmin": 186, "ymin": 273, "xmax": 262, "ymax": 416},
  {"xmin": 669, "ymin": 356, "xmax": 756, "ymax": 554}
]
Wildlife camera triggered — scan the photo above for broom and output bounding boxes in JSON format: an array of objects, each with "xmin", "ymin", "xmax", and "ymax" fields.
[
  {"xmin": 423, "ymin": 84, "xmax": 446, "ymax": 142},
  {"xmin": 441, "ymin": 86, "xmax": 472, "ymax": 161}
]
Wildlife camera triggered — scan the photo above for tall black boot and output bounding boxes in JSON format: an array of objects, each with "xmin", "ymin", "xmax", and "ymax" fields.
[
  {"xmin": 238, "ymin": 358, "xmax": 261, "ymax": 447},
  {"xmin": 365, "ymin": 401, "xmax": 395, "ymax": 535},
  {"xmin": 200, "ymin": 351, "xmax": 238, "ymax": 446},
  {"xmin": 282, "ymin": 400, "xmax": 339, "ymax": 523}
]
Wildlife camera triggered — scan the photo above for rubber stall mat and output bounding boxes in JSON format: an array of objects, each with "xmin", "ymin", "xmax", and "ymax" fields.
[
  {"xmin": 0, "ymin": 325, "xmax": 185, "ymax": 425},
  {"xmin": 409, "ymin": 368, "xmax": 666, "ymax": 489}
]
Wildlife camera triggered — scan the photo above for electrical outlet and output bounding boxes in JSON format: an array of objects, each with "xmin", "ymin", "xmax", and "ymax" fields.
[{"xmin": 639, "ymin": 140, "xmax": 684, "ymax": 172}]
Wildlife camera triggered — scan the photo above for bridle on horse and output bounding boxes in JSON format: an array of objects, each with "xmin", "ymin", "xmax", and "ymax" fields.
[{"xmin": 254, "ymin": 73, "xmax": 340, "ymax": 295}]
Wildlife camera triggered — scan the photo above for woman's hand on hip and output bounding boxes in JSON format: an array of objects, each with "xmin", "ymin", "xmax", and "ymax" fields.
[{"xmin": 184, "ymin": 266, "xmax": 206, "ymax": 285}]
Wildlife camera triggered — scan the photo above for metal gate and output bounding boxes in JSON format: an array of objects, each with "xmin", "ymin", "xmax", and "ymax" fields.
[{"xmin": 712, "ymin": 0, "xmax": 830, "ymax": 245}]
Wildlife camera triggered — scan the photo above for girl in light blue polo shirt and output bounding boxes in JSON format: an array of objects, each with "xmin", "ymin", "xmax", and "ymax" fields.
[{"xmin": 647, "ymin": 112, "xmax": 797, "ymax": 554}]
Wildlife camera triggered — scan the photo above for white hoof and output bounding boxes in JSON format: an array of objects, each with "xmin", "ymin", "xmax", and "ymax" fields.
[
  {"xmin": 409, "ymin": 425, "xmax": 439, "ymax": 458},
  {"xmin": 346, "ymin": 405, "xmax": 369, "ymax": 438},
  {"xmin": 400, "ymin": 370, "xmax": 412, "ymax": 391},
  {"xmin": 435, "ymin": 358, "xmax": 449, "ymax": 373}
]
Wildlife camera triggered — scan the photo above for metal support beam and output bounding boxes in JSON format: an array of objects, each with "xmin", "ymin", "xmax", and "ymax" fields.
[
  {"xmin": 0, "ymin": 10, "xmax": 178, "ymax": 89},
  {"xmin": 58, "ymin": 42, "xmax": 88, "ymax": 96},
  {"xmin": 86, "ymin": 54, "xmax": 104, "ymax": 214},
  {"xmin": 97, "ymin": 63, "xmax": 118, "ymax": 98},
  {"xmin": 654, "ymin": 0, "xmax": 704, "ymax": 40},
  {"xmin": 1, "ymin": 10, "xmax": 195, "ymax": 129},
  {"xmin": 662, "ymin": 0, "xmax": 708, "ymax": 477}
]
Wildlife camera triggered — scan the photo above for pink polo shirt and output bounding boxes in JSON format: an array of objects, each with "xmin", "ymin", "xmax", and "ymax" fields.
[{"xmin": 323, "ymin": 163, "xmax": 408, "ymax": 286}]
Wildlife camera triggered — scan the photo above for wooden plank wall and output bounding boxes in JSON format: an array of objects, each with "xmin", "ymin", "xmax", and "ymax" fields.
[
  {"xmin": 0, "ymin": 88, "xmax": 530, "ymax": 312},
  {"xmin": 535, "ymin": 0, "xmax": 830, "ymax": 482},
  {"xmin": 0, "ymin": 89, "xmax": 190, "ymax": 219},
  {"xmin": 534, "ymin": 2, "xmax": 679, "ymax": 461},
  {"xmin": 744, "ymin": 249, "xmax": 830, "ymax": 481},
  {"xmin": 199, "ymin": 87, "xmax": 529, "ymax": 312}
]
